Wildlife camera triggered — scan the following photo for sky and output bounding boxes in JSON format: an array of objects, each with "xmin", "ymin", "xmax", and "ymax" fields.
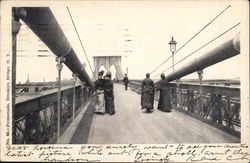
[{"xmin": 16, "ymin": 0, "xmax": 247, "ymax": 83}]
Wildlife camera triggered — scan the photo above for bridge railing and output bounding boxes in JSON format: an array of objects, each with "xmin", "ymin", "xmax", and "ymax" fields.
[
  {"xmin": 14, "ymin": 84, "xmax": 90, "ymax": 144},
  {"xmin": 127, "ymin": 80, "xmax": 240, "ymax": 137},
  {"xmin": 13, "ymin": 7, "xmax": 95, "ymax": 144},
  {"xmin": 125, "ymin": 33, "xmax": 241, "ymax": 137}
]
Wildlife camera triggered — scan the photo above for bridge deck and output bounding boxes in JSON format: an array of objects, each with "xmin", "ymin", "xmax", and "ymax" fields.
[{"xmin": 61, "ymin": 84, "xmax": 239, "ymax": 144}]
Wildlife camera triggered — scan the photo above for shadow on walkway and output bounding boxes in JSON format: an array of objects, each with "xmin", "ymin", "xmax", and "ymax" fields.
[{"xmin": 70, "ymin": 103, "xmax": 95, "ymax": 144}]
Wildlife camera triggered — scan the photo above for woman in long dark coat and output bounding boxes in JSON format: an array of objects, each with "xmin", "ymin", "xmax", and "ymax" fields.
[
  {"xmin": 155, "ymin": 74, "xmax": 172, "ymax": 112},
  {"xmin": 104, "ymin": 71, "xmax": 115, "ymax": 115},
  {"xmin": 141, "ymin": 73, "xmax": 155, "ymax": 112}
]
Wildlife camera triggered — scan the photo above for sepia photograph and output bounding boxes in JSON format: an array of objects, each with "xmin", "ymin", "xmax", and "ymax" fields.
[{"xmin": 1, "ymin": 0, "xmax": 249, "ymax": 162}]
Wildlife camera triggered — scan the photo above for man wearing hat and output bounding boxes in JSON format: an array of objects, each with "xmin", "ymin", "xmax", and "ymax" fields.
[
  {"xmin": 141, "ymin": 73, "xmax": 155, "ymax": 113},
  {"xmin": 123, "ymin": 74, "xmax": 129, "ymax": 91},
  {"xmin": 155, "ymin": 73, "xmax": 172, "ymax": 112}
]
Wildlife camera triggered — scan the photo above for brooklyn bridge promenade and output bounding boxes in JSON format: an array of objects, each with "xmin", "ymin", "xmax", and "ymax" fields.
[
  {"xmin": 58, "ymin": 84, "xmax": 239, "ymax": 144},
  {"xmin": 11, "ymin": 7, "xmax": 244, "ymax": 145}
]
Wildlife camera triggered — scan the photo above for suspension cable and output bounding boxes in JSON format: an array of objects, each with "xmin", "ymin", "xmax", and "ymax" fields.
[
  {"xmin": 66, "ymin": 7, "xmax": 94, "ymax": 76},
  {"xmin": 150, "ymin": 5, "xmax": 231, "ymax": 75},
  {"xmin": 153, "ymin": 22, "xmax": 240, "ymax": 78}
]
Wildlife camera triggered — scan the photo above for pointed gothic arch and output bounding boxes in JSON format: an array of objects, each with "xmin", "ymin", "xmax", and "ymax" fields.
[{"xmin": 93, "ymin": 56, "xmax": 124, "ymax": 80}]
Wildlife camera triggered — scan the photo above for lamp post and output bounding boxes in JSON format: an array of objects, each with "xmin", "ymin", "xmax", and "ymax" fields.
[
  {"xmin": 56, "ymin": 56, "xmax": 65, "ymax": 143},
  {"xmin": 168, "ymin": 37, "xmax": 177, "ymax": 72},
  {"xmin": 169, "ymin": 37, "xmax": 178, "ymax": 107}
]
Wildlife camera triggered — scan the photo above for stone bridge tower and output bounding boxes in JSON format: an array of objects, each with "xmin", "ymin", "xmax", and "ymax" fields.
[{"xmin": 93, "ymin": 56, "xmax": 124, "ymax": 80}]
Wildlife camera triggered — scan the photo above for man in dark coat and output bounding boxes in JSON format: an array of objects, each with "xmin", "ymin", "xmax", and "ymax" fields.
[
  {"xmin": 141, "ymin": 73, "xmax": 155, "ymax": 113},
  {"xmin": 155, "ymin": 73, "xmax": 172, "ymax": 112},
  {"xmin": 123, "ymin": 74, "xmax": 129, "ymax": 91}
]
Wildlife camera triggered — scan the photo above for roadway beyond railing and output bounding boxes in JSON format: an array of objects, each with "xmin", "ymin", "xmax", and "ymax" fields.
[
  {"xmin": 14, "ymin": 84, "xmax": 91, "ymax": 144},
  {"xmin": 125, "ymin": 80, "xmax": 240, "ymax": 138}
]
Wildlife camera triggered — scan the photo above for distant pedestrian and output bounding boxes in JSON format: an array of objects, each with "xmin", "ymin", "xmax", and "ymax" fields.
[
  {"xmin": 141, "ymin": 73, "xmax": 155, "ymax": 113},
  {"xmin": 155, "ymin": 73, "xmax": 172, "ymax": 112},
  {"xmin": 123, "ymin": 74, "xmax": 129, "ymax": 91}
]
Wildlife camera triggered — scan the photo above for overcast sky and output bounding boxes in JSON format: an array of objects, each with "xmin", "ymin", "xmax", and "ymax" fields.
[{"xmin": 16, "ymin": 1, "xmax": 247, "ymax": 83}]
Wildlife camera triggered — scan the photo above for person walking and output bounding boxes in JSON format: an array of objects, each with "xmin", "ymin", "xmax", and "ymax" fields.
[
  {"xmin": 123, "ymin": 74, "xmax": 129, "ymax": 91},
  {"xmin": 93, "ymin": 71, "xmax": 105, "ymax": 114},
  {"xmin": 155, "ymin": 73, "xmax": 172, "ymax": 112},
  {"xmin": 141, "ymin": 73, "xmax": 155, "ymax": 113},
  {"xmin": 104, "ymin": 71, "xmax": 116, "ymax": 115}
]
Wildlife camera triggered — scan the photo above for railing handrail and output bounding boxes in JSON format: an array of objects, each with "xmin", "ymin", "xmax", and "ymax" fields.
[
  {"xmin": 128, "ymin": 81, "xmax": 240, "ymax": 98},
  {"xmin": 16, "ymin": 84, "xmax": 81, "ymax": 104},
  {"xmin": 16, "ymin": 82, "xmax": 73, "ymax": 87},
  {"xmin": 15, "ymin": 84, "xmax": 83, "ymax": 120}
]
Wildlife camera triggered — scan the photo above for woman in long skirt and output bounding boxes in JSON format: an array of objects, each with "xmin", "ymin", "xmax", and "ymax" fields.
[
  {"xmin": 141, "ymin": 73, "xmax": 155, "ymax": 113},
  {"xmin": 94, "ymin": 71, "xmax": 105, "ymax": 114},
  {"xmin": 155, "ymin": 73, "xmax": 172, "ymax": 112}
]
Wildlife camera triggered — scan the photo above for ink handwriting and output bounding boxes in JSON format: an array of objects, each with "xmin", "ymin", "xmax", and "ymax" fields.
[{"xmin": 3, "ymin": 144, "xmax": 249, "ymax": 162}]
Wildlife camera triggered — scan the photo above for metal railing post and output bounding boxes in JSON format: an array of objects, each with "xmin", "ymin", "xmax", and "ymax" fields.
[
  {"xmin": 12, "ymin": 7, "xmax": 26, "ymax": 144},
  {"xmin": 72, "ymin": 73, "xmax": 78, "ymax": 122},
  {"xmin": 176, "ymin": 79, "xmax": 181, "ymax": 108},
  {"xmin": 172, "ymin": 51, "xmax": 175, "ymax": 72},
  {"xmin": 197, "ymin": 69, "xmax": 203, "ymax": 115},
  {"xmin": 56, "ymin": 56, "xmax": 65, "ymax": 143},
  {"xmin": 81, "ymin": 82, "xmax": 85, "ymax": 106}
]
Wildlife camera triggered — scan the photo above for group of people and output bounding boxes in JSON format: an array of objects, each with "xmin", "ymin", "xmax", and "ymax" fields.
[
  {"xmin": 93, "ymin": 71, "xmax": 172, "ymax": 115},
  {"xmin": 141, "ymin": 73, "xmax": 172, "ymax": 113},
  {"xmin": 93, "ymin": 70, "xmax": 115, "ymax": 115}
]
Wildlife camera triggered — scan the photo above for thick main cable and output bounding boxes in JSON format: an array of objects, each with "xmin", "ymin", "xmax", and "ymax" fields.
[
  {"xmin": 150, "ymin": 5, "xmax": 231, "ymax": 75},
  {"xmin": 67, "ymin": 7, "xmax": 94, "ymax": 76},
  {"xmin": 153, "ymin": 22, "xmax": 240, "ymax": 78}
]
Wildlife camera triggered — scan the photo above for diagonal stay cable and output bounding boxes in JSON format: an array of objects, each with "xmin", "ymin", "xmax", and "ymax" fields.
[
  {"xmin": 67, "ymin": 7, "xmax": 94, "ymax": 76},
  {"xmin": 150, "ymin": 5, "xmax": 231, "ymax": 75},
  {"xmin": 153, "ymin": 22, "xmax": 240, "ymax": 78},
  {"xmin": 150, "ymin": 55, "xmax": 172, "ymax": 75}
]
